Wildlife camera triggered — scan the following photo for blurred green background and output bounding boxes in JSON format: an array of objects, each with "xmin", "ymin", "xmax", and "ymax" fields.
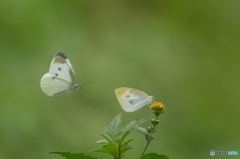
[{"xmin": 0, "ymin": 1, "xmax": 239, "ymax": 159}]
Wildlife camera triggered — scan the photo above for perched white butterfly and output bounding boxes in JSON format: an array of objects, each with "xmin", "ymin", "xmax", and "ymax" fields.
[
  {"xmin": 115, "ymin": 87, "xmax": 154, "ymax": 112},
  {"xmin": 40, "ymin": 52, "xmax": 80, "ymax": 96}
]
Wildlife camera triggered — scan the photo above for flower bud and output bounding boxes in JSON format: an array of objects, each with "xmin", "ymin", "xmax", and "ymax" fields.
[
  {"xmin": 147, "ymin": 127, "xmax": 152, "ymax": 133},
  {"xmin": 151, "ymin": 119, "xmax": 160, "ymax": 125}
]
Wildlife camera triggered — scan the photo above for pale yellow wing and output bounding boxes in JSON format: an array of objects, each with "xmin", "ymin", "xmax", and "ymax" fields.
[{"xmin": 115, "ymin": 87, "xmax": 154, "ymax": 112}]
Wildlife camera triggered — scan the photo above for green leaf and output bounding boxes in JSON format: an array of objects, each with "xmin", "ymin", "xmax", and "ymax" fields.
[
  {"xmin": 91, "ymin": 140, "xmax": 118, "ymax": 157},
  {"xmin": 142, "ymin": 153, "xmax": 170, "ymax": 159},
  {"xmin": 101, "ymin": 134, "xmax": 112, "ymax": 142},
  {"xmin": 133, "ymin": 126, "xmax": 149, "ymax": 137},
  {"xmin": 104, "ymin": 113, "xmax": 122, "ymax": 141},
  {"xmin": 115, "ymin": 131, "xmax": 131, "ymax": 147},
  {"xmin": 93, "ymin": 139, "xmax": 108, "ymax": 144},
  {"xmin": 120, "ymin": 139, "xmax": 134, "ymax": 154},
  {"xmin": 133, "ymin": 126, "xmax": 150, "ymax": 140},
  {"xmin": 102, "ymin": 142, "xmax": 118, "ymax": 156},
  {"xmin": 91, "ymin": 148, "xmax": 115, "ymax": 156},
  {"xmin": 115, "ymin": 134, "xmax": 134, "ymax": 157},
  {"xmin": 117, "ymin": 116, "xmax": 150, "ymax": 139},
  {"xmin": 50, "ymin": 152, "xmax": 97, "ymax": 159},
  {"xmin": 94, "ymin": 134, "xmax": 112, "ymax": 145},
  {"xmin": 92, "ymin": 114, "xmax": 151, "ymax": 158},
  {"xmin": 121, "ymin": 131, "xmax": 131, "ymax": 142}
]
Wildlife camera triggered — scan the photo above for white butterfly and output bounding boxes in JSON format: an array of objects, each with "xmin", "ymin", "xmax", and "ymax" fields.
[
  {"xmin": 40, "ymin": 52, "xmax": 80, "ymax": 96},
  {"xmin": 115, "ymin": 87, "xmax": 154, "ymax": 112}
]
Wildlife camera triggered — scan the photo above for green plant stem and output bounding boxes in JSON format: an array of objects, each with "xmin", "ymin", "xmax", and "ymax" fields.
[
  {"xmin": 140, "ymin": 135, "xmax": 152, "ymax": 158},
  {"xmin": 116, "ymin": 142, "xmax": 121, "ymax": 159},
  {"xmin": 140, "ymin": 115, "xmax": 159, "ymax": 159}
]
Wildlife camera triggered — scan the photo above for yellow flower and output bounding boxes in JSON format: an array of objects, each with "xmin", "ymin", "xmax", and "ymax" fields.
[
  {"xmin": 150, "ymin": 101, "xmax": 165, "ymax": 111},
  {"xmin": 150, "ymin": 101, "xmax": 165, "ymax": 115}
]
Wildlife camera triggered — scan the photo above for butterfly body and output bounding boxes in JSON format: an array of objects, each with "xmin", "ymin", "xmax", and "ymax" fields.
[
  {"xmin": 115, "ymin": 87, "xmax": 154, "ymax": 112},
  {"xmin": 40, "ymin": 52, "xmax": 79, "ymax": 96}
]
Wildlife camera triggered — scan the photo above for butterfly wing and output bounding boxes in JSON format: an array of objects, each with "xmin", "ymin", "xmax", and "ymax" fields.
[
  {"xmin": 49, "ymin": 52, "xmax": 76, "ymax": 85},
  {"xmin": 115, "ymin": 87, "xmax": 154, "ymax": 112},
  {"xmin": 40, "ymin": 73, "xmax": 73, "ymax": 96}
]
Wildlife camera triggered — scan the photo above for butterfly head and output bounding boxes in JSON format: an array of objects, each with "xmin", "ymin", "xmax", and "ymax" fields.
[
  {"xmin": 74, "ymin": 84, "xmax": 81, "ymax": 90},
  {"xmin": 148, "ymin": 96, "xmax": 155, "ymax": 103}
]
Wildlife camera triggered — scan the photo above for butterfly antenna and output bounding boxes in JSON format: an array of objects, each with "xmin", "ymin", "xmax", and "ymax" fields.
[
  {"xmin": 153, "ymin": 90, "xmax": 165, "ymax": 98},
  {"xmin": 80, "ymin": 81, "xmax": 91, "ymax": 88}
]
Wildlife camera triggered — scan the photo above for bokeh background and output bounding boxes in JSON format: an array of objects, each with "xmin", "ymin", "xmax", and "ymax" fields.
[{"xmin": 0, "ymin": 1, "xmax": 240, "ymax": 159}]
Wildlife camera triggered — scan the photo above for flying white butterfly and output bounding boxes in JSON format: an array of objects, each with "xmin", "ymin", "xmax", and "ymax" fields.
[
  {"xmin": 40, "ymin": 52, "xmax": 80, "ymax": 96},
  {"xmin": 115, "ymin": 87, "xmax": 154, "ymax": 112}
]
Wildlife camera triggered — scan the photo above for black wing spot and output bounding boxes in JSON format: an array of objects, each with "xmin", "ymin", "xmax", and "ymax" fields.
[
  {"xmin": 58, "ymin": 67, "xmax": 61, "ymax": 71},
  {"xmin": 126, "ymin": 95, "xmax": 130, "ymax": 98},
  {"xmin": 55, "ymin": 73, "xmax": 58, "ymax": 76},
  {"xmin": 129, "ymin": 100, "xmax": 134, "ymax": 104}
]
